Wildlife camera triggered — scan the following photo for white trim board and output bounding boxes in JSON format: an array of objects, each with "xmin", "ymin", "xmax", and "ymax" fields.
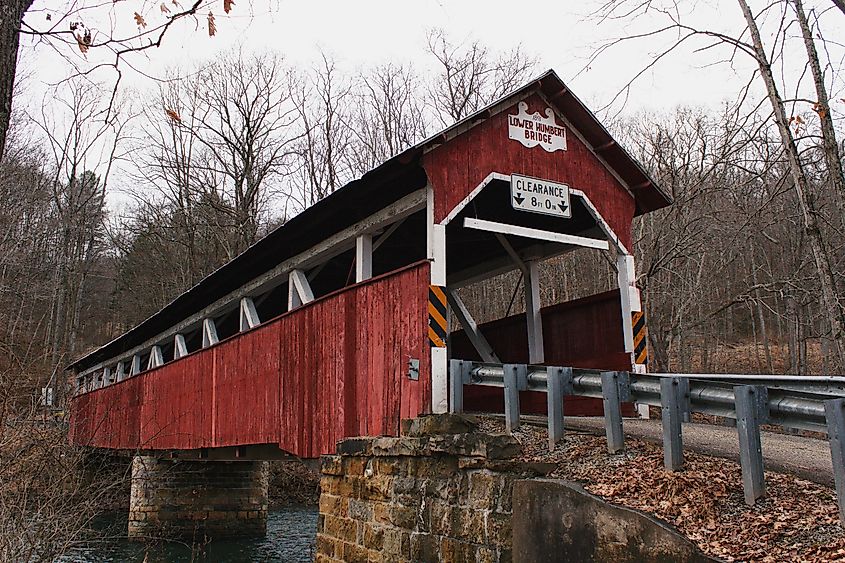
[{"xmin": 463, "ymin": 218, "xmax": 610, "ymax": 251}]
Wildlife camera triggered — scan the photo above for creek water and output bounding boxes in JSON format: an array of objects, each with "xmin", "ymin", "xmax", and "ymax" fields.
[{"xmin": 59, "ymin": 506, "xmax": 319, "ymax": 562}]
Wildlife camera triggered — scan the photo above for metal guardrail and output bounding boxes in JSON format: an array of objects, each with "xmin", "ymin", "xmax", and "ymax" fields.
[{"xmin": 449, "ymin": 360, "xmax": 845, "ymax": 523}]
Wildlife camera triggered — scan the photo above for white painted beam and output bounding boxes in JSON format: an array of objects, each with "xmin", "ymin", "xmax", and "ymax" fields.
[
  {"xmin": 239, "ymin": 297, "xmax": 260, "ymax": 332},
  {"xmin": 355, "ymin": 234, "xmax": 373, "ymax": 282},
  {"xmin": 446, "ymin": 289, "xmax": 500, "ymax": 363},
  {"xmin": 202, "ymin": 318, "xmax": 219, "ymax": 348},
  {"xmin": 288, "ymin": 269, "xmax": 315, "ymax": 309},
  {"xmin": 464, "ymin": 218, "xmax": 610, "ymax": 251},
  {"xmin": 174, "ymin": 334, "xmax": 188, "ymax": 359},
  {"xmin": 103, "ymin": 366, "xmax": 112, "ymax": 386},
  {"xmin": 115, "ymin": 361, "xmax": 126, "ymax": 382},
  {"xmin": 525, "ymin": 259, "xmax": 545, "ymax": 364}
]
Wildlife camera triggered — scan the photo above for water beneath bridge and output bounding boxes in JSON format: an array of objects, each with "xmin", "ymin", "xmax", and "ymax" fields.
[{"xmin": 59, "ymin": 506, "xmax": 318, "ymax": 562}]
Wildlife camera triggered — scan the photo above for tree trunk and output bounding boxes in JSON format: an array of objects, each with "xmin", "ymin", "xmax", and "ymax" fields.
[
  {"xmin": 737, "ymin": 0, "xmax": 845, "ymax": 371},
  {"xmin": 0, "ymin": 0, "xmax": 32, "ymax": 161},
  {"xmin": 793, "ymin": 0, "xmax": 845, "ymax": 199}
]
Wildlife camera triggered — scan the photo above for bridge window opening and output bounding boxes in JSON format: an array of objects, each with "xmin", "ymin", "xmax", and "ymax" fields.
[
  {"xmin": 254, "ymin": 283, "xmax": 288, "ymax": 324},
  {"xmin": 443, "ymin": 178, "xmax": 618, "ymax": 367},
  {"xmin": 212, "ymin": 307, "xmax": 240, "ymax": 343},
  {"xmin": 137, "ymin": 351, "xmax": 151, "ymax": 375},
  {"xmin": 158, "ymin": 340, "xmax": 176, "ymax": 365},
  {"xmin": 183, "ymin": 328, "xmax": 203, "ymax": 355}
]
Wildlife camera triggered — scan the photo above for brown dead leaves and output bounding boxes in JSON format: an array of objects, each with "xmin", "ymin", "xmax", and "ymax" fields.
[
  {"xmin": 479, "ymin": 417, "xmax": 845, "ymax": 562},
  {"xmin": 207, "ymin": 11, "xmax": 216, "ymax": 37},
  {"xmin": 164, "ymin": 109, "xmax": 181, "ymax": 123}
]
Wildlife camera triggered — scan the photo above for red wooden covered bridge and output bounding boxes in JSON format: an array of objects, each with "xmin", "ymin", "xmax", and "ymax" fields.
[{"xmin": 69, "ymin": 70, "xmax": 671, "ymax": 459}]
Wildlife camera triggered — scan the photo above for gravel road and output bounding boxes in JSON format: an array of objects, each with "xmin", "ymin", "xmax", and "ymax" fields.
[{"xmin": 561, "ymin": 416, "xmax": 834, "ymax": 486}]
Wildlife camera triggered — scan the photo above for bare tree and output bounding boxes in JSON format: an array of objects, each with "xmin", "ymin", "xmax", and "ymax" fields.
[
  {"xmin": 427, "ymin": 28, "xmax": 537, "ymax": 125},
  {"xmin": 292, "ymin": 54, "xmax": 355, "ymax": 209},
  {"xmin": 189, "ymin": 50, "xmax": 302, "ymax": 255},
  {"xmin": 347, "ymin": 63, "xmax": 428, "ymax": 175}
]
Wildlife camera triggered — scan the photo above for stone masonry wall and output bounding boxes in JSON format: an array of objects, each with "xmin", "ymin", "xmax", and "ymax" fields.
[
  {"xmin": 128, "ymin": 456, "xmax": 269, "ymax": 540},
  {"xmin": 315, "ymin": 415, "xmax": 551, "ymax": 563}
]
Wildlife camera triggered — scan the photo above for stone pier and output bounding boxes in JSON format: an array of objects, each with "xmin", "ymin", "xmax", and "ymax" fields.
[{"xmin": 128, "ymin": 456, "xmax": 269, "ymax": 540}]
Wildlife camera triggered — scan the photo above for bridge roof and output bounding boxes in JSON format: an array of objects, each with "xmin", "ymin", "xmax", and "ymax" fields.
[{"xmin": 70, "ymin": 69, "xmax": 670, "ymax": 373}]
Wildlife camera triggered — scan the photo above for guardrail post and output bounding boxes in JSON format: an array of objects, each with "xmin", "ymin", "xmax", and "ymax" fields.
[
  {"xmin": 677, "ymin": 377, "xmax": 691, "ymax": 422},
  {"xmin": 735, "ymin": 385, "xmax": 767, "ymax": 505},
  {"xmin": 660, "ymin": 377, "xmax": 684, "ymax": 471},
  {"xmin": 449, "ymin": 360, "xmax": 470, "ymax": 414},
  {"xmin": 547, "ymin": 367, "xmax": 573, "ymax": 451},
  {"xmin": 824, "ymin": 399, "xmax": 845, "ymax": 524},
  {"xmin": 503, "ymin": 364, "xmax": 526, "ymax": 433},
  {"xmin": 601, "ymin": 371, "xmax": 625, "ymax": 454}
]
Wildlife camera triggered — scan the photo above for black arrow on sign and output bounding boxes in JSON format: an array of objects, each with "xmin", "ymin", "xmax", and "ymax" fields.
[
  {"xmin": 558, "ymin": 201, "xmax": 568, "ymax": 214},
  {"xmin": 513, "ymin": 193, "xmax": 525, "ymax": 206}
]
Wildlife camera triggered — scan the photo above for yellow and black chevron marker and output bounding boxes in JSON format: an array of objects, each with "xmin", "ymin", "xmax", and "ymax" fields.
[
  {"xmin": 428, "ymin": 285, "xmax": 448, "ymax": 348},
  {"xmin": 632, "ymin": 311, "xmax": 648, "ymax": 365}
]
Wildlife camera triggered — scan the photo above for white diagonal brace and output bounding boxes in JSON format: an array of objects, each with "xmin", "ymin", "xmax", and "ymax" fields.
[
  {"xmin": 174, "ymin": 334, "xmax": 188, "ymax": 359},
  {"xmin": 130, "ymin": 355, "xmax": 141, "ymax": 376},
  {"xmin": 202, "ymin": 318, "xmax": 219, "ymax": 348},
  {"xmin": 148, "ymin": 345, "xmax": 164, "ymax": 369},
  {"xmin": 288, "ymin": 269, "xmax": 315, "ymax": 309},
  {"xmin": 240, "ymin": 297, "xmax": 260, "ymax": 332},
  {"xmin": 446, "ymin": 289, "xmax": 500, "ymax": 363}
]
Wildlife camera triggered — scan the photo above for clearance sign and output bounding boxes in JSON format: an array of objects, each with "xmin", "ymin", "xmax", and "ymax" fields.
[
  {"xmin": 510, "ymin": 174, "xmax": 571, "ymax": 218},
  {"xmin": 507, "ymin": 101, "xmax": 567, "ymax": 153}
]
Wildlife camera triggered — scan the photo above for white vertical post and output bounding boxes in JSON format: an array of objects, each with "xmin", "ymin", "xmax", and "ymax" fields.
[
  {"xmin": 428, "ymin": 182, "xmax": 448, "ymax": 414},
  {"xmin": 115, "ymin": 361, "xmax": 126, "ymax": 382},
  {"xmin": 356, "ymin": 234, "xmax": 373, "ymax": 282},
  {"xmin": 240, "ymin": 297, "xmax": 260, "ymax": 332},
  {"xmin": 103, "ymin": 366, "xmax": 112, "ymax": 386},
  {"xmin": 202, "ymin": 318, "xmax": 219, "ymax": 348},
  {"xmin": 174, "ymin": 334, "xmax": 188, "ymax": 359},
  {"xmin": 617, "ymin": 253, "xmax": 641, "ymax": 367},
  {"xmin": 525, "ymin": 259, "xmax": 544, "ymax": 364}
]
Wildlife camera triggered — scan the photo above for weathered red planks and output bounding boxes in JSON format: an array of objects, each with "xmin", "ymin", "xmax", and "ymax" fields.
[
  {"xmin": 69, "ymin": 261, "xmax": 431, "ymax": 458},
  {"xmin": 213, "ymin": 321, "xmax": 281, "ymax": 447},
  {"xmin": 140, "ymin": 351, "xmax": 213, "ymax": 450},
  {"xmin": 423, "ymin": 93, "xmax": 636, "ymax": 250},
  {"xmin": 277, "ymin": 261, "xmax": 431, "ymax": 457},
  {"xmin": 450, "ymin": 290, "xmax": 633, "ymax": 417}
]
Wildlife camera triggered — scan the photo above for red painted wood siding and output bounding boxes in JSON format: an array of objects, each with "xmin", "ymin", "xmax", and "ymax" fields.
[
  {"xmin": 450, "ymin": 289, "xmax": 634, "ymax": 417},
  {"xmin": 69, "ymin": 262, "xmax": 431, "ymax": 458},
  {"xmin": 423, "ymin": 93, "xmax": 636, "ymax": 250}
]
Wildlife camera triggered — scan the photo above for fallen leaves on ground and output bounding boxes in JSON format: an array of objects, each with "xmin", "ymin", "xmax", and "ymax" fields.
[{"xmin": 478, "ymin": 417, "xmax": 844, "ymax": 562}]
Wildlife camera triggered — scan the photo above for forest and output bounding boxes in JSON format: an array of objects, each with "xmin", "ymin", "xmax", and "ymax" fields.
[{"xmin": 0, "ymin": 0, "xmax": 843, "ymax": 558}]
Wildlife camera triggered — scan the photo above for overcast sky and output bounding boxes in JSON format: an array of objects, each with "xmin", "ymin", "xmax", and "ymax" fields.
[
  {"xmin": 23, "ymin": 0, "xmax": 824, "ymax": 112},
  {"xmin": 16, "ymin": 0, "xmax": 844, "ymax": 210}
]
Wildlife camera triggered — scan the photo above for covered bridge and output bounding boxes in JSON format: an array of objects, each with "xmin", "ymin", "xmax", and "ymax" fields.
[{"xmin": 69, "ymin": 70, "xmax": 671, "ymax": 459}]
